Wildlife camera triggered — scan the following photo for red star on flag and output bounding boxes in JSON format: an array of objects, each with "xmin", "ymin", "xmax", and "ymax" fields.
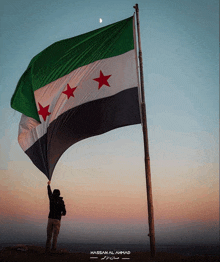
[
  {"xmin": 93, "ymin": 70, "xmax": 111, "ymax": 89},
  {"xmin": 38, "ymin": 103, "xmax": 51, "ymax": 121},
  {"xmin": 62, "ymin": 84, "xmax": 77, "ymax": 99}
]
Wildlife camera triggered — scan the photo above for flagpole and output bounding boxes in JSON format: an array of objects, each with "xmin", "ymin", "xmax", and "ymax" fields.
[{"xmin": 133, "ymin": 3, "xmax": 156, "ymax": 258}]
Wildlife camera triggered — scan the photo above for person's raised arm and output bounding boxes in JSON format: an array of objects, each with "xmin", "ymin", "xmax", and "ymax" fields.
[{"xmin": 47, "ymin": 181, "xmax": 52, "ymax": 199}]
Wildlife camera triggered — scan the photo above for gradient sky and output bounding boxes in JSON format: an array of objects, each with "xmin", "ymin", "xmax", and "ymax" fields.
[{"xmin": 0, "ymin": 0, "xmax": 219, "ymax": 247}]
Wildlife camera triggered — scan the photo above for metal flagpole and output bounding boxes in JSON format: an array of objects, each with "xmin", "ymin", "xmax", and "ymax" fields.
[{"xmin": 133, "ymin": 3, "xmax": 156, "ymax": 257}]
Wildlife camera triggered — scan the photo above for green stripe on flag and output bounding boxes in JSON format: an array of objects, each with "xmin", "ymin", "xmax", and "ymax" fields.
[{"xmin": 11, "ymin": 16, "xmax": 134, "ymax": 121}]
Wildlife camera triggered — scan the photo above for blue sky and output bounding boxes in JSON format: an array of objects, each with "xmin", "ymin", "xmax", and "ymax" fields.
[{"xmin": 0, "ymin": 0, "xmax": 219, "ymax": 248}]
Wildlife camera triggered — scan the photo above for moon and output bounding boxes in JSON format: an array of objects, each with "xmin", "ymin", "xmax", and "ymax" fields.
[{"xmin": 99, "ymin": 18, "xmax": 102, "ymax": 23}]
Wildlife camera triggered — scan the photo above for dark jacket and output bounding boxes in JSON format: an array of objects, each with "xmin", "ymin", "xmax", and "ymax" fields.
[{"xmin": 47, "ymin": 185, "xmax": 66, "ymax": 220}]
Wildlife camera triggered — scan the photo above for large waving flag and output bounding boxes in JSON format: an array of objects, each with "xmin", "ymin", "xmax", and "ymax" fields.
[{"xmin": 11, "ymin": 16, "xmax": 141, "ymax": 180}]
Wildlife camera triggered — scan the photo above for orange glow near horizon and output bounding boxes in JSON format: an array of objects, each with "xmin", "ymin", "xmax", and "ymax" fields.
[{"xmin": 1, "ymin": 161, "xmax": 219, "ymax": 226}]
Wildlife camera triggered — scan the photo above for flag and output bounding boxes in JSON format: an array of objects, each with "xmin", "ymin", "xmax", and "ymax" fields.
[{"xmin": 11, "ymin": 16, "xmax": 141, "ymax": 180}]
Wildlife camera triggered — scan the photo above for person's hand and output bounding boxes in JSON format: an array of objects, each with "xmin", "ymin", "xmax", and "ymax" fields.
[{"xmin": 47, "ymin": 181, "xmax": 51, "ymax": 185}]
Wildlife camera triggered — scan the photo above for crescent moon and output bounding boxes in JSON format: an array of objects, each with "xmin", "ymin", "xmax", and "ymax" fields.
[{"xmin": 99, "ymin": 18, "xmax": 102, "ymax": 23}]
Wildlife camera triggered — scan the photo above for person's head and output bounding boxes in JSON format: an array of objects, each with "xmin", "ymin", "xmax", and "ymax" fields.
[{"xmin": 53, "ymin": 189, "xmax": 60, "ymax": 197}]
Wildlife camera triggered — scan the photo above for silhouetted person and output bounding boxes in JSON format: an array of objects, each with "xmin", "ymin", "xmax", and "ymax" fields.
[{"xmin": 45, "ymin": 181, "xmax": 66, "ymax": 252}]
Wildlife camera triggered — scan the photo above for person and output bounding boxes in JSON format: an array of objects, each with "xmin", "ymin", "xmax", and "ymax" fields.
[{"xmin": 45, "ymin": 181, "xmax": 66, "ymax": 252}]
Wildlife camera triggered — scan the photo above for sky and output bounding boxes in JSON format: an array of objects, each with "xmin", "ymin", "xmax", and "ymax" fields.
[{"xmin": 0, "ymin": 0, "xmax": 219, "ymax": 249}]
